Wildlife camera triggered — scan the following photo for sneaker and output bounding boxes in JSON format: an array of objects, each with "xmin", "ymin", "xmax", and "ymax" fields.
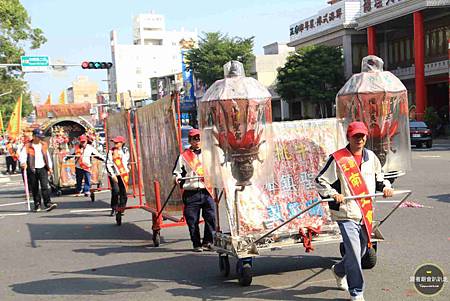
[
  {"xmin": 110, "ymin": 209, "xmax": 116, "ymax": 216},
  {"xmin": 351, "ymin": 295, "xmax": 365, "ymax": 301},
  {"xmin": 44, "ymin": 202, "xmax": 58, "ymax": 212},
  {"xmin": 202, "ymin": 243, "xmax": 213, "ymax": 251},
  {"xmin": 84, "ymin": 193, "xmax": 90, "ymax": 197},
  {"xmin": 192, "ymin": 247, "xmax": 203, "ymax": 253},
  {"xmin": 331, "ymin": 264, "xmax": 348, "ymax": 291},
  {"xmin": 34, "ymin": 205, "xmax": 42, "ymax": 212}
]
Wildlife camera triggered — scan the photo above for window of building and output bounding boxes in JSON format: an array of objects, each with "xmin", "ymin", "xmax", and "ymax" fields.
[
  {"xmin": 84, "ymin": 94, "xmax": 89, "ymax": 98},
  {"xmin": 425, "ymin": 33, "xmax": 430, "ymax": 56},
  {"xmin": 388, "ymin": 43, "xmax": 394, "ymax": 65},
  {"xmin": 394, "ymin": 41, "xmax": 399, "ymax": 64},
  {"xmin": 430, "ymin": 30, "xmax": 438, "ymax": 56},
  {"xmin": 405, "ymin": 38, "xmax": 411, "ymax": 61},
  {"xmin": 438, "ymin": 30, "xmax": 444, "ymax": 55},
  {"xmin": 399, "ymin": 40, "xmax": 405, "ymax": 63},
  {"xmin": 136, "ymin": 67, "xmax": 142, "ymax": 74},
  {"xmin": 137, "ymin": 82, "xmax": 143, "ymax": 89}
]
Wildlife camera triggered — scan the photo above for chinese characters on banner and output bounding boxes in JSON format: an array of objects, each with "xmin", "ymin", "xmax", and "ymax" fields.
[
  {"xmin": 290, "ymin": 8, "xmax": 343, "ymax": 37},
  {"xmin": 220, "ymin": 119, "xmax": 345, "ymax": 237},
  {"xmin": 363, "ymin": 0, "xmax": 402, "ymax": 14}
]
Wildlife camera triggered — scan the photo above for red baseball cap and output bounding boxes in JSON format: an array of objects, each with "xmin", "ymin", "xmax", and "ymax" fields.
[
  {"xmin": 188, "ymin": 129, "xmax": 201, "ymax": 137},
  {"xmin": 111, "ymin": 135, "xmax": 126, "ymax": 143},
  {"xmin": 347, "ymin": 121, "xmax": 369, "ymax": 137}
]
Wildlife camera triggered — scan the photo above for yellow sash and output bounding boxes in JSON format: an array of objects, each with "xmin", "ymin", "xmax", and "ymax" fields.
[{"xmin": 112, "ymin": 148, "xmax": 129, "ymax": 190}]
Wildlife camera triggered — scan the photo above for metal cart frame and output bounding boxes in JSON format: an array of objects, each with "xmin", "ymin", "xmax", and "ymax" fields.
[{"xmin": 214, "ymin": 190, "xmax": 412, "ymax": 286}]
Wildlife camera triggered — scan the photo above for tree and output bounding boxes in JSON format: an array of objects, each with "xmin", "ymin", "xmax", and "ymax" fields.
[
  {"xmin": 0, "ymin": 0, "xmax": 47, "ymax": 121},
  {"xmin": 186, "ymin": 32, "xmax": 254, "ymax": 87},
  {"xmin": 276, "ymin": 45, "xmax": 345, "ymax": 118}
]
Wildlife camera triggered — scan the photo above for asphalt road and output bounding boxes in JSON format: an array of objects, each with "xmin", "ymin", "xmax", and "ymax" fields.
[{"xmin": 0, "ymin": 141, "xmax": 449, "ymax": 301}]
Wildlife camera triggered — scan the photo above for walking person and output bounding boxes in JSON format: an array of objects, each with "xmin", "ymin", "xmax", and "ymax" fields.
[
  {"xmin": 315, "ymin": 121, "xmax": 394, "ymax": 301},
  {"xmin": 5, "ymin": 138, "xmax": 18, "ymax": 174},
  {"xmin": 172, "ymin": 129, "xmax": 216, "ymax": 252},
  {"xmin": 105, "ymin": 136, "xmax": 129, "ymax": 216},
  {"xmin": 19, "ymin": 129, "xmax": 57, "ymax": 212},
  {"xmin": 71, "ymin": 135, "xmax": 104, "ymax": 197}
]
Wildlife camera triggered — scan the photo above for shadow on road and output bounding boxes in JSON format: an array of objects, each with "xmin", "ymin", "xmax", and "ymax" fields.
[
  {"xmin": 26, "ymin": 222, "xmax": 152, "ymax": 248},
  {"xmin": 10, "ymin": 253, "xmax": 347, "ymax": 300},
  {"xmin": 428, "ymin": 193, "xmax": 450, "ymax": 203}
]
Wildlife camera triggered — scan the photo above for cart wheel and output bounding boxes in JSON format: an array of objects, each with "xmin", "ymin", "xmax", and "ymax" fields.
[
  {"xmin": 339, "ymin": 242, "xmax": 346, "ymax": 257},
  {"xmin": 219, "ymin": 254, "xmax": 230, "ymax": 277},
  {"xmin": 115, "ymin": 212, "xmax": 122, "ymax": 226},
  {"xmin": 56, "ymin": 190, "xmax": 62, "ymax": 197},
  {"xmin": 236, "ymin": 259, "xmax": 253, "ymax": 286},
  {"xmin": 362, "ymin": 246, "xmax": 377, "ymax": 269},
  {"xmin": 90, "ymin": 192, "xmax": 95, "ymax": 202},
  {"xmin": 152, "ymin": 230, "xmax": 161, "ymax": 247}
]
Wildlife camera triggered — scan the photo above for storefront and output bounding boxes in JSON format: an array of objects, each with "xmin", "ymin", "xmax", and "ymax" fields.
[{"xmin": 289, "ymin": 0, "xmax": 450, "ymax": 121}]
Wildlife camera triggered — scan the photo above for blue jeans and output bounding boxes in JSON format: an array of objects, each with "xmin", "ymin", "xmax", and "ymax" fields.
[
  {"xmin": 75, "ymin": 168, "xmax": 91, "ymax": 193},
  {"xmin": 334, "ymin": 220, "xmax": 368, "ymax": 297}
]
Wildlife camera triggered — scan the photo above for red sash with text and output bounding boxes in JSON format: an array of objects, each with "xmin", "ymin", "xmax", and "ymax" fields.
[
  {"xmin": 7, "ymin": 143, "xmax": 18, "ymax": 161},
  {"xmin": 75, "ymin": 146, "xmax": 90, "ymax": 171},
  {"xmin": 182, "ymin": 149, "xmax": 213, "ymax": 196},
  {"xmin": 112, "ymin": 148, "xmax": 129, "ymax": 191},
  {"xmin": 332, "ymin": 148, "xmax": 373, "ymax": 247}
]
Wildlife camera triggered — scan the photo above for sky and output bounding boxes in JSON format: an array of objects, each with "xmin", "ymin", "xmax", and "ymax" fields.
[{"xmin": 21, "ymin": 0, "xmax": 327, "ymax": 103}]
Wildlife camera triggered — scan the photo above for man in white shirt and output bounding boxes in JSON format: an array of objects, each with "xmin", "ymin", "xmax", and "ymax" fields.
[
  {"xmin": 71, "ymin": 135, "xmax": 105, "ymax": 197},
  {"xmin": 19, "ymin": 129, "xmax": 57, "ymax": 212}
]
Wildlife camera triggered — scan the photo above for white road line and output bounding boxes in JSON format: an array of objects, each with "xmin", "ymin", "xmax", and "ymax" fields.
[
  {"xmin": 420, "ymin": 155, "xmax": 441, "ymax": 158},
  {"xmin": 0, "ymin": 201, "xmax": 26, "ymax": 207},
  {"xmin": 376, "ymin": 200, "xmax": 401, "ymax": 203},
  {"xmin": 70, "ymin": 208, "xmax": 111, "ymax": 213},
  {"xmin": 0, "ymin": 212, "xmax": 29, "ymax": 217}
]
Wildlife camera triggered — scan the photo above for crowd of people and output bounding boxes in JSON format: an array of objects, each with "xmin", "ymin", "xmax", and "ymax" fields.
[{"xmin": 2, "ymin": 121, "xmax": 397, "ymax": 300}]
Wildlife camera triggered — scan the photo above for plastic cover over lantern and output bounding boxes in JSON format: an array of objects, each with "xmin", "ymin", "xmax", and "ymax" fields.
[
  {"xmin": 199, "ymin": 60, "xmax": 273, "ymax": 188},
  {"xmin": 336, "ymin": 55, "xmax": 411, "ymax": 177}
]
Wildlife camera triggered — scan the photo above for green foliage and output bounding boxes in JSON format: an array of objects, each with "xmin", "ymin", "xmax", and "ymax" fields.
[
  {"xmin": 276, "ymin": 45, "xmax": 345, "ymax": 105},
  {"xmin": 0, "ymin": 0, "xmax": 47, "ymax": 120},
  {"xmin": 185, "ymin": 32, "xmax": 255, "ymax": 87}
]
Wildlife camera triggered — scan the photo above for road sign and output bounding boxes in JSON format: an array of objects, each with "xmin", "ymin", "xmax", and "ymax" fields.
[{"xmin": 20, "ymin": 56, "xmax": 50, "ymax": 72}]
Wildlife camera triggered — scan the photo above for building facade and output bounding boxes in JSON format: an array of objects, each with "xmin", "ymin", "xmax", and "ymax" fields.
[
  {"xmin": 108, "ymin": 11, "xmax": 197, "ymax": 109},
  {"xmin": 289, "ymin": 0, "xmax": 450, "ymax": 121},
  {"xmin": 66, "ymin": 76, "xmax": 99, "ymax": 104},
  {"xmin": 250, "ymin": 42, "xmax": 294, "ymax": 121}
]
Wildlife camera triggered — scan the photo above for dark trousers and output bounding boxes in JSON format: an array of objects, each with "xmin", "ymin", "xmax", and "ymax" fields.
[
  {"xmin": 183, "ymin": 189, "xmax": 216, "ymax": 248},
  {"xmin": 75, "ymin": 168, "xmax": 91, "ymax": 193},
  {"xmin": 109, "ymin": 176, "xmax": 127, "ymax": 209},
  {"xmin": 6, "ymin": 156, "xmax": 16, "ymax": 173},
  {"xmin": 27, "ymin": 167, "xmax": 51, "ymax": 207}
]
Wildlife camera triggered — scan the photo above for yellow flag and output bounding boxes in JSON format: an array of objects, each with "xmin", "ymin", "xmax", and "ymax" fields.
[
  {"xmin": 45, "ymin": 93, "xmax": 52, "ymax": 105},
  {"xmin": 0, "ymin": 110, "xmax": 4, "ymax": 134},
  {"xmin": 59, "ymin": 90, "xmax": 65, "ymax": 104},
  {"xmin": 6, "ymin": 95, "xmax": 22, "ymax": 139}
]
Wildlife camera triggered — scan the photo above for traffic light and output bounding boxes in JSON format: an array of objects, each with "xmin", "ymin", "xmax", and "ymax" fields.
[{"xmin": 81, "ymin": 61, "xmax": 113, "ymax": 69}]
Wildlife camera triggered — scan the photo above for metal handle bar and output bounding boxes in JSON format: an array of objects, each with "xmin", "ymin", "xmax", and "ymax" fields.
[
  {"xmin": 250, "ymin": 190, "xmax": 411, "ymax": 248},
  {"xmin": 179, "ymin": 176, "xmax": 203, "ymax": 180}
]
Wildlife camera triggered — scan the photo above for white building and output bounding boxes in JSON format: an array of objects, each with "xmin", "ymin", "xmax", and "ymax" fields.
[
  {"xmin": 108, "ymin": 11, "xmax": 197, "ymax": 108},
  {"xmin": 250, "ymin": 42, "xmax": 294, "ymax": 121}
]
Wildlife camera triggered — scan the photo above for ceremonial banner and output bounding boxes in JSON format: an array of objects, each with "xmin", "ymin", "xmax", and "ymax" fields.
[
  {"xmin": 137, "ymin": 96, "xmax": 182, "ymax": 212},
  {"xmin": 59, "ymin": 90, "xmax": 66, "ymax": 104},
  {"xmin": 216, "ymin": 119, "xmax": 345, "ymax": 237},
  {"xmin": 0, "ymin": 110, "xmax": 4, "ymax": 133},
  {"xmin": 6, "ymin": 95, "xmax": 22, "ymax": 140}
]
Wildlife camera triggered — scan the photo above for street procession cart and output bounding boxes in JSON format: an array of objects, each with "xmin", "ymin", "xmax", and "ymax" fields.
[
  {"xmin": 199, "ymin": 59, "xmax": 412, "ymax": 286},
  {"xmin": 40, "ymin": 115, "xmax": 105, "ymax": 196}
]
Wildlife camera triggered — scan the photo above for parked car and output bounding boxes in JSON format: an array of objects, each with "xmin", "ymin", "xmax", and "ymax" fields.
[{"xmin": 410, "ymin": 121, "xmax": 432, "ymax": 148}]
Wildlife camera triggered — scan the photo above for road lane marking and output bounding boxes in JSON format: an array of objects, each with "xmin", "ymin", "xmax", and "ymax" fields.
[
  {"xmin": 419, "ymin": 155, "xmax": 441, "ymax": 158},
  {"xmin": 0, "ymin": 212, "xmax": 29, "ymax": 217},
  {"xmin": 70, "ymin": 208, "xmax": 111, "ymax": 213},
  {"xmin": 376, "ymin": 200, "xmax": 401, "ymax": 203},
  {"xmin": 0, "ymin": 201, "xmax": 26, "ymax": 207}
]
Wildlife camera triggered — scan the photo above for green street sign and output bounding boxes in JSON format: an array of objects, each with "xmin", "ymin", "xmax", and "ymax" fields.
[{"xmin": 20, "ymin": 56, "xmax": 50, "ymax": 72}]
